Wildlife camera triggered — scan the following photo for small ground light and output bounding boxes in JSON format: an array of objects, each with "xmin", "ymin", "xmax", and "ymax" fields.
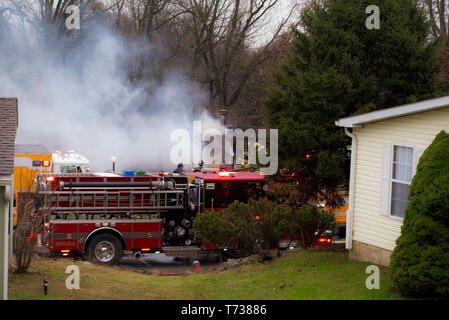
[{"xmin": 43, "ymin": 279, "xmax": 48, "ymax": 295}]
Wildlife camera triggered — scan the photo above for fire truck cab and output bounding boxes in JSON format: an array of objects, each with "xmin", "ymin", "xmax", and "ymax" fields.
[
  {"xmin": 51, "ymin": 150, "xmax": 90, "ymax": 174},
  {"xmin": 185, "ymin": 170, "xmax": 266, "ymax": 211}
]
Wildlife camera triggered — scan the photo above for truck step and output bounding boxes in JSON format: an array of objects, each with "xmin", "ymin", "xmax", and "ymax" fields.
[{"xmin": 163, "ymin": 246, "xmax": 202, "ymax": 257}]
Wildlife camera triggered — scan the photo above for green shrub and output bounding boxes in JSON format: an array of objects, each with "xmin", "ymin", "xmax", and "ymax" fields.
[
  {"xmin": 192, "ymin": 210, "xmax": 234, "ymax": 251},
  {"xmin": 193, "ymin": 199, "xmax": 335, "ymax": 259},
  {"xmin": 289, "ymin": 205, "xmax": 336, "ymax": 249},
  {"xmin": 390, "ymin": 130, "xmax": 449, "ymax": 297}
]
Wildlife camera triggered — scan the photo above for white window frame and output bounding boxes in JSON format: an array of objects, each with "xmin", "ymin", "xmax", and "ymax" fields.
[{"xmin": 388, "ymin": 143, "xmax": 415, "ymax": 220}]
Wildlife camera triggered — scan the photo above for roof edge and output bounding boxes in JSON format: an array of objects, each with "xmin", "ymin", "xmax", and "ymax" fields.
[{"xmin": 336, "ymin": 95, "xmax": 449, "ymax": 128}]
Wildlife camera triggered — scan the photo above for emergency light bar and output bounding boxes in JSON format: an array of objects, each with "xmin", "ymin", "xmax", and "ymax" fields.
[
  {"xmin": 31, "ymin": 160, "xmax": 51, "ymax": 167},
  {"xmin": 218, "ymin": 171, "xmax": 237, "ymax": 177}
]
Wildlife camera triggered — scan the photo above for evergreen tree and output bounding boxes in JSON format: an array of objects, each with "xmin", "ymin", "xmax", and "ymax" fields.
[
  {"xmin": 264, "ymin": 0, "xmax": 443, "ymax": 202},
  {"xmin": 390, "ymin": 131, "xmax": 449, "ymax": 297}
]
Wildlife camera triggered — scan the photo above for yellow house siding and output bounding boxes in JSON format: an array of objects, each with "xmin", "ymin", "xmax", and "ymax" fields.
[{"xmin": 352, "ymin": 107, "xmax": 449, "ymax": 251}]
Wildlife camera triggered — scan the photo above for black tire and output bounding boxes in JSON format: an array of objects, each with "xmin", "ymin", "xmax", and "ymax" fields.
[{"xmin": 87, "ymin": 233, "xmax": 123, "ymax": 265}]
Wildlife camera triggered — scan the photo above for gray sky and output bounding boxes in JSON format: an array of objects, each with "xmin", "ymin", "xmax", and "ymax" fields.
[{"xmin": 252, "ymin": 0, "xmax": 302, "ymax": 47}]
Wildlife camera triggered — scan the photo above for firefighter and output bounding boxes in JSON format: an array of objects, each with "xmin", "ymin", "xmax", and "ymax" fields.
[
  {"xmin": 242, "ymin": 156, "xmax": 250, "ymax": 168},
  {"xmin": 173, "ymin": 163, "xmax": 184, "ymax": 173},
  {"xmin": 193, "ymin": 160, "xmax": 204, "ymax": 172},
  {"xmin": 238, "ymin": 153, "xmax": 250, "ymax": 170}
]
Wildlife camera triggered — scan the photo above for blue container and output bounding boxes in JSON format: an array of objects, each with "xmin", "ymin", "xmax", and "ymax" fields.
[{"xmin": 123, "ymin": 170, "xmax": 135, "ymax": 177}]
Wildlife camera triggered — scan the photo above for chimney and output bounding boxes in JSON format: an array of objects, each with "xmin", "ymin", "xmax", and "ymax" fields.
[
  {"xmin": 219, "ymin": 109, "xmax": 228, "ymax": 166},
  {"xmin": 219, "ymin": 109, "xmax": 228, "ymax": 127}
]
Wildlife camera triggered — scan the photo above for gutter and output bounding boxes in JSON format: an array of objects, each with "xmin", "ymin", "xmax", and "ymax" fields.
[{"xmin": 344, "ymin": 127, "xmax": 357, "ymax": 250}]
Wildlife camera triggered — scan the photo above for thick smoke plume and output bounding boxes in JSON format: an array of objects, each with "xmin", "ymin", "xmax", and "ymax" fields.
[{"xmin": 0, "ymin": 12, "xmax": 221, "ymax": 172}]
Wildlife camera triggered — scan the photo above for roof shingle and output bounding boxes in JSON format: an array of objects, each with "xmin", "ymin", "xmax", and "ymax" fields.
[{"xmin": 0, "ymin": 98, "xmax": 18, "ymax": 175}]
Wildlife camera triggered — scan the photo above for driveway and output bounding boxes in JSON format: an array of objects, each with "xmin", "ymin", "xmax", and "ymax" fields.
[{"xmin": 119, "ymin": 252, "xmax": 220, "ymax": 274}]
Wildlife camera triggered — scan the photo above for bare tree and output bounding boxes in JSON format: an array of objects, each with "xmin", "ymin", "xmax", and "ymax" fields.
[
  {"xmin": 175, "ymin": 0, "xmax": 297, "ymax": 115},
  {"xmin": 12, "ymin": 172, "xmax": 47, "ymax": 274},
  {"xmin": 421, "ymin": 0, "xmax": 449, "ymax": 39},
  {"xmin": 3, "ymin": 1, "xmax": 123, "ymax": 41},
  {"xmin": 4, "ymin": 1, "xmax": 89, "ymax": 34},
  {"xmin": 114, "ymin": 0, "xmax": 189, "ymax": 82},
  {"xmin": 419, "ymin": 1, "xmax": 449, "ymax": 81},
  {"xmin": 228, "ymin": 31, "xmax": 294, "ymax": 127}
]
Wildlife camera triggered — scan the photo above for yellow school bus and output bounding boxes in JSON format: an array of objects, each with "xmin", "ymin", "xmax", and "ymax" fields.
[
  {"xmin": 13, "ymin": 145, "xmax": 91, "ymax": 226},
  {"xmin": 323, "ymin": 190, "xmax": 348, "ymax": 238},
  {"xmin": 325, "ymin": 191, "xmax": 348, "ymax": 224},
  {"xmin": 13, "ymin": 145, "xmax": 52, "ymax": 226},
  {"xmin": 13, "ymin": 146, "xmax": 91, "ymax": 225}
]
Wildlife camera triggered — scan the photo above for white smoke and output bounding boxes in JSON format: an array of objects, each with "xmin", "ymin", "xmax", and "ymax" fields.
[{"xmin": 0, "ymin": 15, "xmax": 223, "ymax": 172}]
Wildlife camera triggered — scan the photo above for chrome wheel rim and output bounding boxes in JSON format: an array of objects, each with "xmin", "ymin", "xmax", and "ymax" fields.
[{"xmin": 95, "ymin": 240, "xmax": 115, "ymax": 262}]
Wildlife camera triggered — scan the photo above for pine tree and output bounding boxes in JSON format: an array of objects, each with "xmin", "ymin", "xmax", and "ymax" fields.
[
  {"xmin": 390, "ymin": 131, "xmax": 449, "ymax": 297},
  {"xmin": 264, "ymin": 0, "xmax": 443, "ymax": 202}
]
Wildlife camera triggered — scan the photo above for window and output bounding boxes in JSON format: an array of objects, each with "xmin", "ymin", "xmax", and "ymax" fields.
[
  {"xmin": 390, "ymin": 145, "xmax": 414, "ymax": 218},
  {"xmin": 60, "ymin": 165, "xmax": 83, "ymax": 173},
  {"xmin": 205, "ymin": 181, "xmax": 265, "ymax": 209}
]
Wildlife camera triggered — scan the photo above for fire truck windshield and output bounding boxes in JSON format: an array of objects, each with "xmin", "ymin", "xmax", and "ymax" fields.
[
  {"xmin": 205, "ymin": 181, "xmax": 264, "ymax": 209},
  {"xmin": 60, "ymin": 165, "xmax": 84, "ymax": 173}
]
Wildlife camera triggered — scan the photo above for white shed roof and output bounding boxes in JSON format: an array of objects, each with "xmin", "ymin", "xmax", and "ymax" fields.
[
  {"xmin": 52, "ymin": 151, "xmax": 90, "ymax": 165},
  {"xmin": 335, "ymin": 95, "xmax": 449, "ymax": 128}
]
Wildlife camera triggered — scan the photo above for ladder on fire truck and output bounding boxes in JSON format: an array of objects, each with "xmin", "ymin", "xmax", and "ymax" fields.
[
  {"xmin": 40, "ymin": 189, "xmax": 185, "ymax": 214},
  {"xmin": 35, "ymin": 172, "xmax": 188, "ymax": 215}
]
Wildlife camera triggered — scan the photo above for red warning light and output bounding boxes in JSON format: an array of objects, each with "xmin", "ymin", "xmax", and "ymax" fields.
[
  {"xmin": 42, "ymin": 160, "xmax": 51, "ymax": 167},
  {"xmin": 218, "ymin": 171, "xmax": 230, "ymax": 177},
  {"xmin": 46, "ymin": 176, "xmax": 55, "ymax": 182}
]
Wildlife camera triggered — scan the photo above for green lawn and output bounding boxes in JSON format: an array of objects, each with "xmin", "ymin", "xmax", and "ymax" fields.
[{"xmin": 8, "ymin": 250, "xmax": 405, "ymax": 300}]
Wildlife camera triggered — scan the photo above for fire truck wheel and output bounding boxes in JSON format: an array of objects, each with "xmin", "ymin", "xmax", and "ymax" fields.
[{"xmin": 87, "ymin": 233, "xmax": 123, "ymax": 265}]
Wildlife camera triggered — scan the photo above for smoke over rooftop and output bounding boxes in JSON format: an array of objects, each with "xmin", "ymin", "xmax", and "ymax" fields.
[{"xmin": 0, "ymin": 9, "xmax": 222, "ymax": 172}]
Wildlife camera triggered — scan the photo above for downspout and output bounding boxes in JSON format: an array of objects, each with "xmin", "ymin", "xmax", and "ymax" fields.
[
  {"xmin": 0, "ymin": 180, "xmax": 11, "ymax": 300},
  {"xmin": 9, "ymin": 174, "xmax": 13, "ymax": 267},
  {"xmin": 344, "ymin": 127, "xmax": 357, "ymax": 250}
]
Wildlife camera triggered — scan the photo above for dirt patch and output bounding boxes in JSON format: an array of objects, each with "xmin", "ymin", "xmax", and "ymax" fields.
[
  {"xmin": 309, "ymin": 243, "xmax": 347, "ymax": 253},
  {"xmin": 202, "ymin": 254, "xmax": 262, "ymax": 272}
]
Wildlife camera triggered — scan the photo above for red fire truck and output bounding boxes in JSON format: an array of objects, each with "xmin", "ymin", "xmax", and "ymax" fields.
[{"xmin": 37, "ymin": 170, "xmax": 266, "ymax": 264}]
